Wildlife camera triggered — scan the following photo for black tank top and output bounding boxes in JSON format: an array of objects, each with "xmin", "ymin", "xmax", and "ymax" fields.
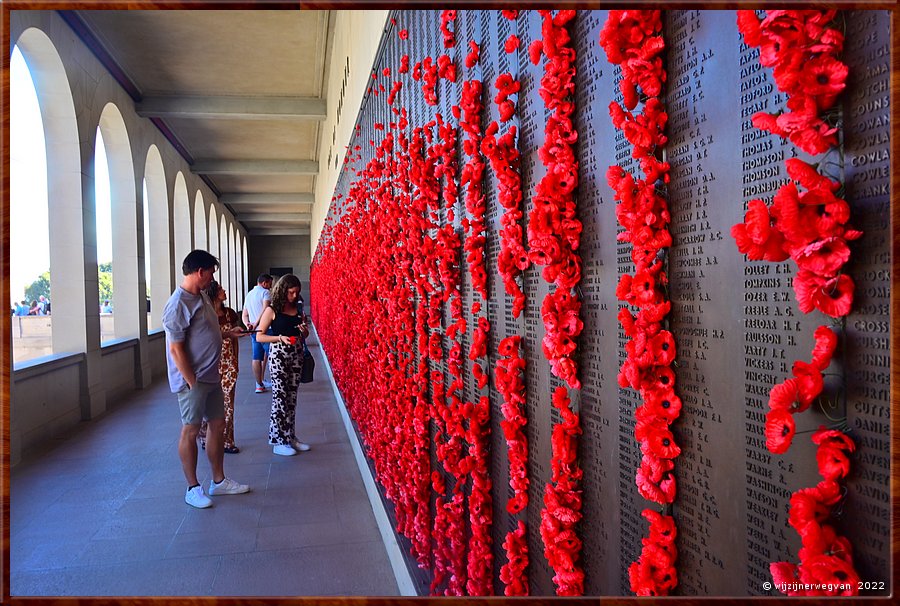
[{"xmin": 270, "ymin": 311, "xmax": 303, "ymax": 337}]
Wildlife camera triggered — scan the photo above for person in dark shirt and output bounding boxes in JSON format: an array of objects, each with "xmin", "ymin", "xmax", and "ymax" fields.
[{"xmin": 255, "ymin": 274, "xmax": 311, "ymax": 456}]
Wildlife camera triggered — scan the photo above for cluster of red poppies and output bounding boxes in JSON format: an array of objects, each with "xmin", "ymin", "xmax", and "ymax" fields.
[
  {"xmin": 599, "ymin": 10, "xmax": 666, "ymax": 111},
  {"xmin": 412, "ymin": 57, "xmax": 438, "ymax": 105},
  {"xmin": 460, "ymin": 81, "xmax": 488, "ymax": 301},
  {"xmin": 496, "ymin": 336, "xmax": 529, "ymax": 514},
  {"xmin": 738, "ymin": 10, "xmax": 848, "ymax": 156},
  {"xmin": 770, "ymin": 426, "xmax": 860, "ymax": 595},
  {"xmin": 734, "ymin": 9, "xmax": 861, "ymax": 595},
  {"xmin": 600, "ymin": 10, "xmax": 680, "ymax": 597},
  {"xmin": 408, "ymin": 123, "xmax": 459, "ymax": 584},
  {"xmin": 431, "ymin": 112, "xmax": 474, "ymax": 596},
  {"xmin": 482, "ymin": 98, "xmax": 527, "ymax": 316},
  {"xmin": 495, "ymin": 335, "xmax": 529, "ymax": 594},
  {"xmin": 411, "ymin": 116, "xmax": 475, "ymax": 595},
  {"xmin": 527, "ymin": 9, "xmax": 583, "ymax": 391},
  {"xmin": 440, "ymin": 10, "xmax": 456, "ymax": 48},
  {"xmin": 525, "ymin": 11, "xmax": 585, "ymax": 597},
  {"xmin": 732, "ymin": 157, "xmax": 861, "ymax": 318},
  {"xmin": 500, "ymin": 520, "xmax": 529, "ymax": 596},
  {"xmin": 539, "ymin": 386, "xmax": 585, "ymax": 595},
  {"xmin": 494, "ymin": 73, "xmax": 519, "ymax": 123},
  {"xmin": 459, "ymin": 62, "xmax": 494, "ymax": 596},
  {"xmin": 431, "ymin": 489, "xmax": 467, "ymax": 595},
  {"xmin": 628, "ymin": 510, "xmax": 678, "ymax": 596},
  {"xmin": 764, "ymin": 326, "xmax": 836, "ymax": 454},
  {"xmin": 313, "ymin": 124, "xmax": 437, "ymax": 575}
]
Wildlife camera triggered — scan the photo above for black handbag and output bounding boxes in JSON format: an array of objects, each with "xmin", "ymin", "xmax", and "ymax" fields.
[{"xmin": 300, "ymin": 344, "xmax": 315, "ymax": 383}]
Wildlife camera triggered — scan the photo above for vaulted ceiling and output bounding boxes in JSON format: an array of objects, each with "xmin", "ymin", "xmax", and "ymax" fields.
[{"xmin": 69, "ymin": 9, "xmax": 333, "ymax": 238}]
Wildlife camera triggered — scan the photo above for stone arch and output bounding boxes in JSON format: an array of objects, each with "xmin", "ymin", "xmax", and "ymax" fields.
[
  {"xmin": 220, "ymin": 215, "xmax": 230, "ymax": 304},
  {"xmin": 96, "ymin": 102, "xmax": 138, "ymax": 340},
  {"xmin": 13, "ymin": 28, "xmax": 85, "ymax": 355},
  {"xmin": 229, "ymin": 224, "xmax": 237, "ymax": 305},
  {"xmin": 143, "ymin": 144, "xmax": 169, "ymax": 331},
  {"xmin": 193, "ymin": 191, "xmax": 207, "ymax": 251},
  {"xmin": 172, "ymin": 172, "xmax": 191, "ymax": 279},
  {"xmin": 208, "ymin": 205, "xmax": 219, "ymax": 282},
  {"xmin": 242, "ymin": 236, "xmax": 249, "ymax": 308}
]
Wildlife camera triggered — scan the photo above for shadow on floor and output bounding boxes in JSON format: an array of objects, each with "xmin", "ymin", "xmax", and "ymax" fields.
[{"xmin": 10, "ymin": 337, "xmax": 400, "ymax": 597}]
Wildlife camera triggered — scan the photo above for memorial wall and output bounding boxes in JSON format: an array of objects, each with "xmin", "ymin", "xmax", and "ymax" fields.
[{"xmin": 310, "ymin": 10, "xmax": 891, "ymax": 596}]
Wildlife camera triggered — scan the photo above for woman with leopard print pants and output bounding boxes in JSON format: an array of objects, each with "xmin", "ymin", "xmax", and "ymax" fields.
[{"xmin": 254, "ymin": 274, "xmax": 311, "ymax": 456}]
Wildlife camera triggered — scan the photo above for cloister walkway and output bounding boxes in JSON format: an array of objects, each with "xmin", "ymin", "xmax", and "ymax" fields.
[{"xmin": 10, "ymin": 334, "xmax": 400, "ymax": 597}]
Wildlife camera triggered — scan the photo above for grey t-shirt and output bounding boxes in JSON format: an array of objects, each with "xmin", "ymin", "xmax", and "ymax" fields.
[{"xmin": 162, "ymin": 286, "xmax": 223, "ymax": 392}]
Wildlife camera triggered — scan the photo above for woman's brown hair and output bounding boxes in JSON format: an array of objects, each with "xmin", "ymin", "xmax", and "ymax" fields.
[{"xmin": 269, "ymin": 274, "xmax": 302, "ymax": 312}]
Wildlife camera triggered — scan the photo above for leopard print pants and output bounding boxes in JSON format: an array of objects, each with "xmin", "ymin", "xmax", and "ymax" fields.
[
  {"xmin": 199, "ymin": 338, "xmax": 239, "ymax": 449},
  {"xmin": 268, "ymin": 341, "xmax": 302, "ymax": 445}
]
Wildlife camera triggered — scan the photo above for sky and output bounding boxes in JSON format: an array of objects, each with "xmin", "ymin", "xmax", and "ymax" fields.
[{"xmin": 11, "ymin": 46, "xmax": 113, "ymax": 306}]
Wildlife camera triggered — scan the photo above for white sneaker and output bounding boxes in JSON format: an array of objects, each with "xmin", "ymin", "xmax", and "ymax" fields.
[
  {"xmin": 273, "ymin": 444, "xmax": 297, "ymax": 456},
  {"xmin": 263, "ymin": 380, "xmax": 272, "ymax": 389},
  {"xmin": 208, "ymin": 477, "xmax": 250, "ymax": 496},
  {"xmin": 291, "ymin": 439, "xmax": 311, "ymax": 452},
  {"xmin": 185, "ymin": 485, "xmax": 213, "ymax": 508}
]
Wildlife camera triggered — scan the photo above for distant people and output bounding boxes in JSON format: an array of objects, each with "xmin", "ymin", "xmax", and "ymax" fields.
[
  {"xmin": 15, "ymin": 301, "xmax": 29, "ymax": 316},
  {"xmin": 100, "ymin": 300, "xmax": 112, "ymax": 314},
  {"xmin": 162, "ymin": 249, "xmax": 250, "ymax": 509},
  {"xmin": 28, "ymin": 300, "xmax": 40, "ymax": 315},
  {"xmin": 38, "ymin": 295, "xmax": 49, "ymax": 315},
  {"xmin": 242, "ymin": 273, "xmax": 273, "ymax": 394},
  {"xmin": 255, "ymin": 274, "xmax": 311, "ymax": 456},
  {"xmin": 198, "ymin": 280, "xmax": 246, "ymax": 454}
]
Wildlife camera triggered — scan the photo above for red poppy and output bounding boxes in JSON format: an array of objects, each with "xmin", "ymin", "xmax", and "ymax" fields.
[
  {"xmin": 812, "ymin": 427, "xmax": 855, "ymax": 481},
  {"xmin": 528, "ymin": 40, "xmax": 543, "ymax": 64},
  {"xmin": 785, "ymin": 158, "xmax": 839, "ymax": 192},
  {"xmin": 398, "ymin": 29, "xmax": 408, "ymax": 40},
  {"xmin": 737, "ymin": 11, "xmax": 764, "ymax": 46},
  {"xmin": 792, "ymin": 361, "xmax": 823, "ymax": 409},
  {"xmin": 794, "ymin": 270, "xmax": 854, "ymax": 317},
  {"xmin": 794, "ymin": 237, "xmax": 851, "ymax": 276},
  {"xmin": 504, "ymin": 34, "xmax": 520, "ymax": 54},
  {"xmin": 751, "ymin": 111, "xmax": 786, "ymax": 138},
  {"xmin": 798, "ymin": 522, "xmax": 853, "ymax": 563},
  {"xmin": 789, "ymin": 480, "xmax": 841, "ymax": 532},
  {"xmin": 731, "ymin": 199, "xmax": 790, "ymax": 262},
  {"xmin": 465, "ymin": 40, "xmax": 480, "ymax": 69},
  {"xmin": 799, "ymin": 54, "xmax": 848, "ymax": 109},
  {"xmin": 638, "ymin": 422, "xmax": 680, "ymax": 459},
  {"xmin": 770, "ymin": 561, "xmax": 802, "ymax": 595},
  {"xmin": 765, "ymin": 408, "xmax": 796, "ymax": 454},
  {"xmin": 643, "ymin": 510, "xmax": 677, "ymax": 547},
  {"xmin": 642, "ymin": 388, "xmax": 682, "ymax": 422},
  {"xmin": 636, "ymin": 459, "xmax": 676, "ymax": 504},
  {"xmin": 800, "ymin": 554, "xmax": 860, "ymax": 594},
  {"xmin": 810, "ymin": 325, "xmax": 837, "ymax": 370}
]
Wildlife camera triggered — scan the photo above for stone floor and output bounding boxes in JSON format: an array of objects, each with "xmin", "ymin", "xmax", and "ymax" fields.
[{"xmin": 9, "ymin": 337, "xmax": 400, "ymax": 597}]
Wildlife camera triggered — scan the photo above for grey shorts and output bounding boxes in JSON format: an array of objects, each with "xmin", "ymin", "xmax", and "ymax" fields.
[{"xmin": 177, "ymin": 381, "xmax": 225, "ymax": 425}]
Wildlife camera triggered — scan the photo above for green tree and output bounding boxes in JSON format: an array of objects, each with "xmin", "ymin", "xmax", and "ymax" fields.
[
  {"xmin": 98, "ymin": 262, "xmax": 113, "ymax": 304},
  {"xmin": 24, "ymin": 271, "xmax": 51, "ymax": 303}
]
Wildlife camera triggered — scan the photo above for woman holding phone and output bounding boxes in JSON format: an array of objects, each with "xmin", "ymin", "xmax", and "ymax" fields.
[
  {"xmin": 254, "ymin": 274, "xmax": 311, "ymax": 456},
  {"xmin": 198, "ymin": 280, "xmax": 246, "ymax": 453}
]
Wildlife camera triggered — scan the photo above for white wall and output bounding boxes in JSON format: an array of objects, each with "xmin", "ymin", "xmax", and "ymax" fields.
[{"xmin": 311, "ymin": 10, "xmax": 389, "ymax": 256}]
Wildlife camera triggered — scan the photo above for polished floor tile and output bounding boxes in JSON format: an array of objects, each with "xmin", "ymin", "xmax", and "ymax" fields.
[{"xmin": 10, "ymin": 337, "xmax": 399, "ymax": 597}]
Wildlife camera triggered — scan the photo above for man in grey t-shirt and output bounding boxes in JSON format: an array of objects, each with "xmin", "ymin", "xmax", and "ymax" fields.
[{"xmin": 162, "ymin": 249, "xmax": 250, "ymax": 508}]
